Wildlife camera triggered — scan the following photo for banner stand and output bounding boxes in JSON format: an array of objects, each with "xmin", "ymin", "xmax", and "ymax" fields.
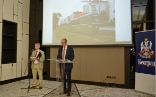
[{"xmin": 135, "ymin": 30, "xmax": 155, "ymax": 95}]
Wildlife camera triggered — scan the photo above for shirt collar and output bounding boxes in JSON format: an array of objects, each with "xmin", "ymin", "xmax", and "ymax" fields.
[
  {"xmin": 35, "ymin": 49, "xmax": 40, "ymax": 52},
  {"xmin": 63, "ymin": 45, "xmax": 67, "ymax": 49}
]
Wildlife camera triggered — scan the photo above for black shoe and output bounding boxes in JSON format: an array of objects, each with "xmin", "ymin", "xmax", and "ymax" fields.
[
  {"xmin": 67, "ymin": 92, "xmax": 70, "ymax": 96},
  {"xmin": 39, "ymin": 86, "xmax": 42, "ymax": 89},
  {"xmin": 31, "ymin": 86, "xmax": 36, "ymax": 89}
]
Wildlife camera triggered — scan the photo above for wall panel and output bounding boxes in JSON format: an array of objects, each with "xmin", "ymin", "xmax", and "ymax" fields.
[
  {"xmin": 19, "ymin": 0, "xmax": 23, "ymax": 3},
  {"xmin": 12, "ymin": 63, "xmax": 17, "ymax": 78},
  {"xmin": 79, "ymin": 48, "xmax": 87, "ymax": 81},
  {"xmin": 0, "ymin": 0, "xmax": 30, "ymax": 82},
  {"xmin": 13, "ymin": 0, "xmax": 18, "ymax": 15},
  {"xmin": 3, "ymin": 0, "xmax": 14, "ymax": 21},
  {"xmin": 0, "ymin": 0, "xmax": 3, "ymax": 22},
  {"xmin": 0, "ymin": 23, "xmax": 2, "ymax": 80},
  {"xmin": 14, "ymin": 15, "xmax": 18, "ymax": 23},
  {"xmin": 135, "ymin": 73, "xmax": 155, "ymax": 95},
  {"xmin": 1, "ymin": 64, "xmax": 12, "ymax": 81},
  {"xmin": 22, "ymin": 34, "xmax": 29, "ymax": 76},
  {"xmin": 50, "ymin": 47, "xmax": 125, "ymax": 84},
  {"xmin": 23, "ymin": 22, "xmax": 29, "ymax": 34},
  {"xmin": 23, "ymin": 0, "xmax": 30, "ymax": 23},
  {"xmin": 17, "ymin": 3, "xmax": 23, "ymax": 40},
  {"xmin": 85, "ymin": 48, "xmax": 102, "ymax": 82},
  {"xmin": 72, "ymin": 48, "xmax": 84, "ymax": 80},
  {"xmin": 16, "ymin": 41, "xmax": 22, "ymax": 77},
  {"xmin": 0, "ymin": 67, "xmax": 2, "ymax": 81},
  {"xmin": 50, "ymin": 48, "xmax": 58, "ymax": 78}
]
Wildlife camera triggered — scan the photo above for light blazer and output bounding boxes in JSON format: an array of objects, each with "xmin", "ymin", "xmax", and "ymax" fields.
[{"xmin": 31, "ymin": 50, "xmax": 45, "ymax": 69}]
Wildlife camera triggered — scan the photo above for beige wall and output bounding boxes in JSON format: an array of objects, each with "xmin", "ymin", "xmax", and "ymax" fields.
[
  {"xmin": 50, "ymin": 47, "xmax": 125, "ymax": 84},
  {"xmin": 0, "ymin": 0, "xmax": 30, "ymax": 81},
  {"xmin": 135, "ymin": 72, "xmax": 155, "ymax": 95}
]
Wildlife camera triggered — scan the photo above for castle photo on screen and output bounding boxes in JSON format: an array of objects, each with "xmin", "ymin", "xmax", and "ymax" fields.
[{"xmin": 52, "ymin": 0, "xmax": 115, "ymax": 45}]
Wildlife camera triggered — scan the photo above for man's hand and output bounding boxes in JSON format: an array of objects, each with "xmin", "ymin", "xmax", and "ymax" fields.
[{"xmin": 35, "ymin": 58, "xmax": 39, "ymax": 61}]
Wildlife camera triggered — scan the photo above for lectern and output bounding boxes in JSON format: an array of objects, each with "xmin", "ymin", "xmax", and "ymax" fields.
[
  {"xmin": 56, "ymin": 59, "xmax": 72, "ymax": 94},
  {"xmin": 45, "ymin": 59, "xmax": 80, "ymax": 97}
]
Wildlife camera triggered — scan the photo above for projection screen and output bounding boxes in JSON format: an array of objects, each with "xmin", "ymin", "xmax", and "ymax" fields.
[{"xmin": 43, "ymin": 0, "xmax": 132, "ymax": 45}]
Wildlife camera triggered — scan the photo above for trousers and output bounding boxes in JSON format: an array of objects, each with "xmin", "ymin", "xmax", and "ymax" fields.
[{"xmin": 32, "ymin": 64, "xmax": 43, "ymax": 87}]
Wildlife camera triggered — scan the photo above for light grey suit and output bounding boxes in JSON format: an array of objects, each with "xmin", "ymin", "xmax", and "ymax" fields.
[
  {"xmin": 30, "ymin": 49, "xmax": 45, "ymax": 87},
  {"xmin": 31, "ymin": 50, "xmax": 45, "ymax": 69}
]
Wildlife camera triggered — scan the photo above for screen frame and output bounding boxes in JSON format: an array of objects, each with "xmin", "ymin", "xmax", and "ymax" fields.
[{"xmin": 42, "ymin": 0, "xmax": 133, "ymax": 46}]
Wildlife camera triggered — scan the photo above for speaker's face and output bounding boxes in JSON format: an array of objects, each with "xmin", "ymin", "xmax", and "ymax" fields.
[
  {"xmin": 35, "ymin": 44, "xmax": 40, "ymax": 50},
  {"xmin": 61, "ymin": 40, "xmax": 67, "ymax": 47}
]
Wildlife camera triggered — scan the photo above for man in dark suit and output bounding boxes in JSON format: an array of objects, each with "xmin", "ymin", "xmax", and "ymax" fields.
[{"xmin": 57, "ymin": 38, "xmax": 74, "ymax": 96}]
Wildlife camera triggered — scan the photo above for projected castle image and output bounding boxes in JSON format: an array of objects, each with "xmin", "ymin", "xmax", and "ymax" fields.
[
  {"xmin": 53, "ymin": 0, "xmax": 115, "ymax": 45},
  {"xmin": 59, "ymin": 0, "xmax": 115, "ymax": 25}
]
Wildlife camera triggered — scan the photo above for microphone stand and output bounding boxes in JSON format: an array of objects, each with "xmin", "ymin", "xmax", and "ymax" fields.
[{"xmin": 21, "ymin": 49, "xmax": 35, "ymax": 93}]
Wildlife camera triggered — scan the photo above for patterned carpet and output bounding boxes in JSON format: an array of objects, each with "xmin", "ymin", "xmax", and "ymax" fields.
[{"xmin": 0, "ymin": 79, "xmax": 154, "ymax": 97}]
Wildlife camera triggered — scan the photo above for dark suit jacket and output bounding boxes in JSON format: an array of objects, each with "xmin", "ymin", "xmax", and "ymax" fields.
[{"xmin": 57, "ymin": 45, "xmax": 74, "ymax": 69}]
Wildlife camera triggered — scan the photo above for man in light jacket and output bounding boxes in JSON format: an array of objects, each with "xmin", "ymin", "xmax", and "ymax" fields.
[{"xmin": 30, "ymin": 43, "xmax": 45, "ymax": 89}]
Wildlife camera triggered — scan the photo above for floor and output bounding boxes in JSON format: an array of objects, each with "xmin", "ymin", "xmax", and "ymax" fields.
[{"xmin": 0, "ymin": 79, "xmax": 154, "ymax": 97}]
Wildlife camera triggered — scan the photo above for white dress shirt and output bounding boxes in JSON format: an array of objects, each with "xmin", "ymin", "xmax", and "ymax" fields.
[
  {"xmin": 62, "ymin": 45, "xmax": 67, "ymax": 60},
  {"xmin": 34, "ymin": 50, "xmax": 40, "ymax": 64}
]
